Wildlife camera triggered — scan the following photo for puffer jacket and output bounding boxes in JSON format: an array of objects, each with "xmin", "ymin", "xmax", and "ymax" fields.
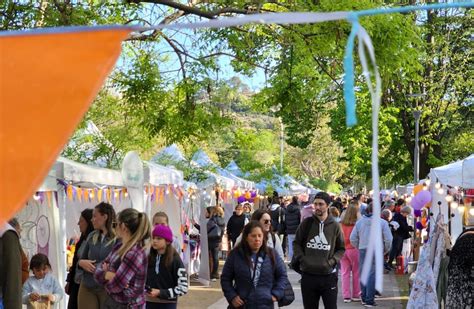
[
  {"xmin": 221, "ymin": 247, "xmax": 287, "ymax": 309},
  {"xmin": 285, "ymin": 203, "xmax": 301, "ymax": 234}
]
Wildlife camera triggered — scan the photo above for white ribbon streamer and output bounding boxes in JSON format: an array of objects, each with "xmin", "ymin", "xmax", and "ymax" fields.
[
  {"xmin": 138, "ymin": 12, "xmax": 349, "ymax": 31},
  {"xmin": 356, "ymin": 26, "xmax": 383, "ymax": 292}
]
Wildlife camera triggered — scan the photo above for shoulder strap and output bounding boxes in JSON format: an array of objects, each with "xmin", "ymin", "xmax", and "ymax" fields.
[{"xmin": 271, "ymin": 232, "xmax": 276, "ymax": 245}]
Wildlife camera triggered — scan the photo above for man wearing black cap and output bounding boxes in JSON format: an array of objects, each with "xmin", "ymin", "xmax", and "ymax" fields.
[{"xmin": 293, "ymin": 191, "xmax": 345, "ymax": 309}]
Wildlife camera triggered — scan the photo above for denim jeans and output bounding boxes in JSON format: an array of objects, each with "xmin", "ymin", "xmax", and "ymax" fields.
[
  {"xmin": 359, "ymin": 249, "xmax": 376, "ymax": 305},
  {"xmin": 287, "ymin": 234, "xmax": 295, "ymax": 261}
]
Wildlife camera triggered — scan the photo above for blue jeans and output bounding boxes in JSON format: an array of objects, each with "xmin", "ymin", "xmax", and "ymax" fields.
[
  {"xmin": 287, "ymin": 234, "xmax": 295, "ymax": 261},
  {"xmin": 359, "ymin": 249, "xmax": 376, "ymax": 305}
]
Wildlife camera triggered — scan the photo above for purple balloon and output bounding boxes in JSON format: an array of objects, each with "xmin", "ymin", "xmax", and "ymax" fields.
[
  {"xmin": 414, "ymin": 209, "xmax": 422, "ymax": 217},
  {"xmin": 412, "ymin": 190, "xmax": 432, "ymax": 210},
  {"xmin": 251, "ymin": 191, "xmax": 257, "ymax": 198},
  {"xmin": 237, "ymin": 196, "xmax": 246, "ymax": 204},
  {"xmin": 416, "ymin": 221, "xmax": 424, "ymax": 230}
]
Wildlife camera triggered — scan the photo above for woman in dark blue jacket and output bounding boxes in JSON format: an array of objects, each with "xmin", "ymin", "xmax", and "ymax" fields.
[{"xmin": 221, "ymin": 220, "xmax": 287, "ymax": 309}]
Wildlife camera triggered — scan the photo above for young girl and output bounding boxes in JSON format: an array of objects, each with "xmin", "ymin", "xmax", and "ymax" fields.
[
  {"xmin": 146, "ymin": 224, "xmax": 188, "ymax": 309},
  {"xmin": 22, "ymin": 253, "xmax": 63, "ymax": 308},
  {"xmin": 152, "ymin": 211, "xmax": 182, "ymax": 255},
  {"xmin": 94, "ymin": 208, "xmax": 151, "ymax": 308}
]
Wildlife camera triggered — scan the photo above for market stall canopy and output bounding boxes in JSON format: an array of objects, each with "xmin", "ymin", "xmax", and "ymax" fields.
[
  {"xmin": 57, "ymin": 156, "xmax": 124, "ymax": 187},
  {"xmin": 191, "ymin": 150, "xmax": 235, "ymax": 190},
  {"xmin": 145, "ymin": 161, "xmax": 184, "ymax": 186},
  {"xmin": 225, "ymin": 160, "xmax": 251, "ymax": 178},
  {"xmin": 429, "ymin": 154, "xmax": 474, "ymax": 187},
  {"xmin": 151, "ymin": 143, "xmax": 186, "ymax": 163},
  {"xmin": 256, "ymin": 171, "xmax": 309, "ymax": 196}
]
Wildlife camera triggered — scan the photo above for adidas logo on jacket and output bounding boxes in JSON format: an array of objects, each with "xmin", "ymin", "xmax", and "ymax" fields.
[
  {"xmin": 294, "ymin": 215, "xmax": 345, "ymax": 275},
  {"xmin": 306, "ymin": 221, "xmax": 331, "ymax": 251}
]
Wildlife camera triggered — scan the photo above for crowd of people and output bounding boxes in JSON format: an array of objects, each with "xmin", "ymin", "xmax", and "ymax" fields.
[
  {"xmin": 0, "ymin": 203, "xmax": 188, "ymax": 309},
  {"xmin": 218, "ymin": 191, "xmax": 417, "ymax": 308},
  {"xmin": 0, "ymin": 191, "xmax": 418, "ymax": 309}
]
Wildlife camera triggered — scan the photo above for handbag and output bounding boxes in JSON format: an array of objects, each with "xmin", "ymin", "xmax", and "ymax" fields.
[
  {"xmin": 278, "ymin": 277, "xmax": 295, "ymax": 307},
  {"xmin": 29, "ymin": 299, "xmax": 51, "ymax": 309}
]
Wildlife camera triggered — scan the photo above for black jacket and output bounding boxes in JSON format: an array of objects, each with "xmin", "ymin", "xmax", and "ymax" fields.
[
  {"xmin": 226, "ymin": 213, "xmax": 246, "ymax": 243},
  {"xmin": 146, "ymin": 252, "xmax": 188, "ymax": 302},
  {"xmin": 392, "ymin": 213, "xmax": 412, "ymax": 239},
  {"xmin": 270, "ymin": 205, "xmax": 286, "ymax": 235},
  {"xmin": 285, "ymin": 203, "xmax": 301, "ymax": 234}
]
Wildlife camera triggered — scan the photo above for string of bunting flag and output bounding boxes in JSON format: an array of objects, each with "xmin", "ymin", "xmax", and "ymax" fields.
[{"xmin": 35, "ymin": 179, "xmax": 260, "ymax": 206}]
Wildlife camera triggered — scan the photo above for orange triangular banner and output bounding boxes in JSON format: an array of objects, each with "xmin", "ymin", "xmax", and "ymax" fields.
[{"xmin": 0, "ymin": 27, "xmax": 132, "ymax": 225}]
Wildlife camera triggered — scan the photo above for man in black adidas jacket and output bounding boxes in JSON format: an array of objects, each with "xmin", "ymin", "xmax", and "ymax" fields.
[{"xmin": 293, "ymin": 191, "xmax": 345, "ymax": 309}]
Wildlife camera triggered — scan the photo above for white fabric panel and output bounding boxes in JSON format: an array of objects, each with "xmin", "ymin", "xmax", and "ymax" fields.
[
  {"xmin": 147, "ymin": 161, "xmax": 184, "ymax": 186},
  {"xmin": 64, "ymin": 197, "xmax": 131, "ymax": 240},
  {"xmin": 429, "ymin": 154, "xmax": 473, "ymax": 188},
  {"xmin": 149, "ymin": 194, "xmax": 183, "ymax": 253},
  {"xmin": 16, "ymin": 198, "xmax": 62, "ymax": 286},
  {"xmin": 462, "ymin": 154, "xmax": 474, "ymax": 188},
  {"xmin": 58, "ymin": 157, "xmax": 124, "ymax": 187}
]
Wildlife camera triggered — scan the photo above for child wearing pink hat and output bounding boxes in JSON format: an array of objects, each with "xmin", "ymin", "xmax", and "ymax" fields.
[{"xmin": 145, "ymin": 225, "xmax": 188, "ymax": 309}]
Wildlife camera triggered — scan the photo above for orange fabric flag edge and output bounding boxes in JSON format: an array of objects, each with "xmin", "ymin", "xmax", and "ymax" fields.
[{"xmin": 0, "ymin": 26, "xmax": 132, "ymax": 226}]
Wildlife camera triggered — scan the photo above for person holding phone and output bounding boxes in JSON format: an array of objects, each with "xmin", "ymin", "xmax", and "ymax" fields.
[
  {"xmin": 145, "ymin": 224, "xmax": 188, "ymax": 309},
  {"xmin": 77, "ymin": 203, "xmax": 116, "ymax": 308}
]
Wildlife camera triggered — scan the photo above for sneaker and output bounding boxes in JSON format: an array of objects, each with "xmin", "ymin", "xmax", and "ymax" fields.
[
  {"xmin": 375, "ymin": 292, "xmax": 382, "ymax": 298},
  {"xmin": 352, "ymin": 297, "xmax": 361, "ymax": 302},
  {"xmin": 364, "ymin": 303, "xmax": 377, "ymax": 307},
  {"xmin": 343, "ymin": 299, "xmax": 352, "ymax": 303},
  {"xmin": 211, "ymin": 278, "xmax": 217, "ymax": 282}
]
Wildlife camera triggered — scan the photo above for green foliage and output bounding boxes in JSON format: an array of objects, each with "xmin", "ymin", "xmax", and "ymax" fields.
[{"xmin": 2, "ymin": 0, "xmax": 472, "ymax": 189}]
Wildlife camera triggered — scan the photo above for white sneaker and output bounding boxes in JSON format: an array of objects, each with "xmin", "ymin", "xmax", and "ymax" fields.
[
  {"xmin": 211, "ymin": 278, "xmax": 217, "ymax": 282},
  {"xmin": 343, "ymin": 299, "xmax": 352, "ymax": 303}
]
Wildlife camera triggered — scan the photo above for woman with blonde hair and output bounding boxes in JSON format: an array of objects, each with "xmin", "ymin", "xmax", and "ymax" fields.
[
  {"xmin": 340, "ymin": 203, "xmax": 361, "ymax": 303},
  {"xmin": 94, "ymin": 208, "xmax": 151, "ymax": 308}
]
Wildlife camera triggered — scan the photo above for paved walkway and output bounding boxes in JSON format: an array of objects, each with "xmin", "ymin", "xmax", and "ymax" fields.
[{"xmin": 207, "ymin": 267, "xmax": 407, "ymax": 309}]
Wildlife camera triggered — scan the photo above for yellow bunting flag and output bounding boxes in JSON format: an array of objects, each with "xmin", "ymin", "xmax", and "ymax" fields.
[
  {"xmin": 67, "ymin": 185, "xmax": 73, "ymax": 201},
  {"xmin": 77, "ymin": 188, "xmax": 82, "ymax": 202},
  {"xmin": 0, "ymin": 27, "xmax": 132, "ymax": 225},
  {"xmin": 46, "ymin": 191, "xmax": 52, "ymax": 208},
  {"xmin": 106, "ymin": 188, "xmax": 111, "ymax": 203},
  {"xmin": 98, "ymin": 189, "xmax": 103, "ymax": 202}
]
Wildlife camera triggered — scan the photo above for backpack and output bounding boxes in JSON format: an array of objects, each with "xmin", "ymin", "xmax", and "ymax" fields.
[
  {"xmin": 290, "ymin": 217, "xmax": 313, "ymax": 274},
  {"xmin": 272, "ymin": 207, "xmax": 286, "ymax": 235},
  {"xmin": 207, "ymin": 217, "xmax": 222, "ymax": 239}
]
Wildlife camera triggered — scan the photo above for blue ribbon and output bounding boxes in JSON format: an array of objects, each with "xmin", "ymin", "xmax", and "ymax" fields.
[
  {"xmin": 343, "ymin": 13, "xmax": 360, "ymax": 127},
  {"xmin": 342, "ymin": 1, "xmax": 473, "ymax": 126}
]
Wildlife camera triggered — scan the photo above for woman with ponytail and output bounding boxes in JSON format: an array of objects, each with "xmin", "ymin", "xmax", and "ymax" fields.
[{"xmin": 94, "ymin": 208, "xmax": 151, "ymax": 308}]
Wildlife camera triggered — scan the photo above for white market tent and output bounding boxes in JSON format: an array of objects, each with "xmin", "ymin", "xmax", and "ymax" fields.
[
  {"xmin": 258, "ymin": 172, "xmax": 309, "ymax": 197},
  {"xmin": 152, "ymin": 143, "xmax": 187, "ymax": 163},
  {"xmin": 430, "ymin": 154, "xmax": 474, "ymax": 188},
  {"xmin": 16, "ymin": 156, "xmax": 132, "ymax": 308},
  {"xmin": 428, "ymin": 154, "xmax": 474, "ymax": 241},
  {"xmin": 225, "ymin": 160, "xmax": 244, "ymax": 177}
]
